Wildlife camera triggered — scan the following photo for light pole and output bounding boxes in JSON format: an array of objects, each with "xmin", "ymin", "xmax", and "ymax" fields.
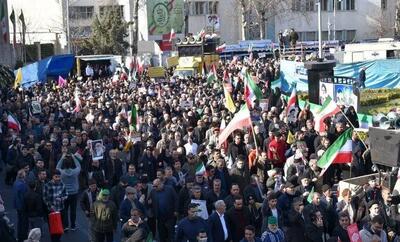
[
  {"xmin": 333, "ymin": 0, "xmax": 342, "ymax": 41},
  {"xmin": 66, "ymin": 0, "xmax": 71, "ymax": 53},
  {"xmin": 317, "ymin": 0, "xmax": 322, "ymax": 59}
]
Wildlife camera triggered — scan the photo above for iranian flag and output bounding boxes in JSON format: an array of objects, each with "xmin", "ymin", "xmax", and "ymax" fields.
[
  {"xmin": 207, "ymin": 64, "xmax": 217, "ymax": 84},
  {"xmin": 218, "ymin": 105, "xmax": 252, "ymax": 146},
  {"xmin": 195, "ymin": 162, "xmax": 206, "ymax": 175},
  {"xmin": 314, "ymin": 96, "xmax": 340, "ymax": 133},
  {"xmin": 220, "ymin": 119, "xmax": 228, "ymax": 151},
  {"xmin": 216, "ymin": 43, "xmax": 226, "ymax": 53},
  {"xmin": 244, "ymin": 72, "xmax": 262, "ymax": 108},
  {"xmin": 7, "ymin": 113, "xmax": 21, "ymax": 132},
  {"xmin": 223, "ymin": 70, "xmax": 233, "ymax": 92},
  {"xmin": 1, "ymin": 2, "xmax": 8, "ymax": 43},
  {"xmin": 287, "ymin": 86, "xmax": 297, "ymax": 111},
  {"xmin": 317, "ymin": 128, "xmax": 353, "ymax": 175}
]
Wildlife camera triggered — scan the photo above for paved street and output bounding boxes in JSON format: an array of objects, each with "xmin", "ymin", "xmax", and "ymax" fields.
[{"xmin": 0, "ymin": 169, "xmax": 122, "ymax": 242}]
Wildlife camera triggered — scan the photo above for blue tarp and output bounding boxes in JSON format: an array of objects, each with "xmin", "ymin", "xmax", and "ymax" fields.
[
  {"xmin": 334, "ymin": 59, "xmax": 400, "ymax": 89},
  {"xmin": 15, "ymin": 54, "xmax": 74, "ymax": 89},
  {"xmin": 279, "ymin": 59, "xmax": 400, "ymax": 93}
]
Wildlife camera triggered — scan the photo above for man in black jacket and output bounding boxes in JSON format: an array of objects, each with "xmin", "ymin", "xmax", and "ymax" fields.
[
  {"xmin": 286, "ymin": 197, "xmax": 306, "ymax": 242},
  {"xmin": 23, "ymin": 181, "xmax": 44, "ymax": 232},
  {"xmin": 149, "ymin": 178, "xmax": 178, "ymax": 242},
  {"xmin": 331, "ymin": 212, "xmax": 350, "ymax": 242},
  {"xmin": 208, "ymin": 200, "xmax": 231, "ymax": 242}
]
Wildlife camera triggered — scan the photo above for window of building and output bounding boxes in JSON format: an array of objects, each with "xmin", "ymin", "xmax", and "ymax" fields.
[
  {"xmin": 321, "ymin": 0, "xmax": 328, "ymax": 11},
  {"xmin": 193, "ymin": 2, "xmax": 205, "ymax": 15},
  {"xmin": 336, "ymin": 0, "xmax": 342, "ymax": 11},
  {"xmin": 345, "ymin": 0, "xmax": 355, "ymax": 10},
  {"xmin": 69, "ymin": 6, "xmax": 94, "ymax": 20},
  {"xmin": 335, "ymin": 30, "xmax": 343, "ymax": 40},
  {"xmin": 291, "ymin": 0, "xmax": 302, "ymax": 11},
  {"xmin": 322, "ymin": 31, "xmax": 329, "ymax": 41},
  {"xmin": 208, "ymin": 1, "xmax": 218, "ymax": 14},
  {"xmin": 381, "ymin": 0, "xmax": 387, "ymax": 9},
  {"xmin": 305, "ymin": 0, "xmax": 315, "ymax": 11},
  {"xmin": 346, "ymin": 30, "xmax": 356, "ymax": 41},
  {"xmin": 99, "ymin": 5, "xmax": 124, "ymax": 18}
]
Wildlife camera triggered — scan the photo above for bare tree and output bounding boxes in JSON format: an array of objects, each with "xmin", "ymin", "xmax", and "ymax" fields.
[{"xmin": 370, "ymin": 10, "xmax": 393, "ymax": 38}]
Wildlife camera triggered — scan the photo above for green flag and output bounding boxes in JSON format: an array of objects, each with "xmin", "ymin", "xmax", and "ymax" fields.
[
  {"xmin": 307, "ymin": 186, "xmax": 315, "ymax": 204},
  {"xmin": 130, "ymin": 103, "xmax": 137, "ymax": 131}
]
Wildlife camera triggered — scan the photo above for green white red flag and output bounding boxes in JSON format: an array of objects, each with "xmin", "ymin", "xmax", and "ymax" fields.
[
  {"xmin": 7, "ymin": 113, "xmax": 21, "ymax": 132},
  {"xmin": 314, "ymin": 96, "xmax": 340, "ymax": 133},
  {"xmin": 244, "ymin": 72, "xmax": 262, "ymax": 108},
  {"xmin": 317, "ymin": 128, "xmax": 353, "ymax": 175},
  {"xmin": 218, "ymin": 105, "xmax": 252, "ymax": 146},
  {"xmin": 207, "ymin": 64, "xmax": 217, "ymax": 84}
]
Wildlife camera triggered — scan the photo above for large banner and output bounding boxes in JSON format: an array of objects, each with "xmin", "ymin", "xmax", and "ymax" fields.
[
  {"xmin": 334, "ymin": 84, "xmax": 358, "ymax": 110},
  {"xmin": 206, "ymin": 14, "xmax": 220, "ymax": 34},
  {"xmin": 147, "ymin": 0, "xmax": 184, "ymax": 36}
]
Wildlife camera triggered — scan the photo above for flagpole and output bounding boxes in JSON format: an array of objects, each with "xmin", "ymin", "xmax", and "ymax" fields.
[{"xmin": 249, "ymin": 116, "xmax": 259, "ymax": 157}]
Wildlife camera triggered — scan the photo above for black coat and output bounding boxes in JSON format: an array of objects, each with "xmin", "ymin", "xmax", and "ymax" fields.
[
  {"xmin": 286, "ymin": 209, "xmax": 306, "ymax": 242},
  {"xmin": 332, "ymin": 225, "xmax": 350, "ymax": 242},
  {"xmin": 226, "ymin": 207, "xmax": 253, "ymax": 242},
  {"xmin": 305, "ymin": 223, "xmax": 326, "ymax": 242},
  {"xmin": 208, "ymin": 212, "xmax": 231, "ymax": 242},
  {"xmin": 23, "ymin": 189, "xmax": 44, "ymax": 218}
]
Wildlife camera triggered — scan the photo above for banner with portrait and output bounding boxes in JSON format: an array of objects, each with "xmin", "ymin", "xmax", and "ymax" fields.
[
  {"xmin": 147, "ymin": 0, "xmax": 184, "ymax": 36},
  {"xmin": 334, "ymin": 84, "xmax": 358, "ymax": 110}
]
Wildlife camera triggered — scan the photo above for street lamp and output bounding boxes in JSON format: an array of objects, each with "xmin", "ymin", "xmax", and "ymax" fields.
[
  {"xmin": 333, "ymin": 0, "xmax": 342, "ymax": 41},
  {"xmin": 317, "ymin": 0, "xmax": 322, "ymax": 59}
]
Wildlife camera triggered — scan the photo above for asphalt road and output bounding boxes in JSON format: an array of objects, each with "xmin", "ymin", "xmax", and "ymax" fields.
[{"xmin": 0, "ymin": 170, "xmax": 122, "ymax": 242}]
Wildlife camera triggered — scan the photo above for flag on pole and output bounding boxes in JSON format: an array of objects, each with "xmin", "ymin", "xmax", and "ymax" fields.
[
  {"xmin": 287, "ymin": 86, "xmax": 298, "ymax": 111},
  {"xmin": 7, "ymin": 113, "xmax": 21, "ymax": 132},
  {"xmin": 14, "ymin": 68, "xmax": 22, "ymax": 89},
  {"xmin": 10, "ymin": 8, "xmax": 16, "ymax": 48},
  {"xmin": 58, "ymin": 76, "xmax": 67, "ymax": 88},
  {"xmin": 202, "ymin": 61, "xmax": 207, "ymax": 78},
  {"xmin": 244, "ymin": 72, "xmax": 262, "ymax": 108},
  {"xmin": 216, "ymin": 43, "xmax": 226, "ymax": 53},
  {"xmin": 196, "ymin": 29, "xmax": 206, "ymax": 40},
  {"xmin": 169, "ymin": 28, "xmax": 175, "ymax": 42},
  {"xmin": 286, "ymin": 130, "xmax": 296, "ymax": 144},
  {"xmin": 0, "ymin": 2, "xmax": 8, "ymax": 43},
  {"xmin": 223, "ymin": 70, "xmax": 233, "ymax": 92},
  {"xmin": 317, "ymin": 128, "xmax": 353, "ymax": 175},
  {"xmin": 224, "ymin": 85, "xmax": 236, "ymax": 113},
  {"xmin": 220, "ymin": 119, "xmax": 228, "ymax": 152},
  {"xmin": 307, "ymin": 186, "xmax": 315, "ymax": 203},
  {"xmin": 73, "ymin": 92, "xmax": 81, "ymax": 113},
  {"xmin": 218, "ymin": 105, "xmax": 252, "ymax": 146},
  {"xmin": 207, "ymin": 64, "xmax": 217, "ymax": 84},
  {"xmin": 19, "ymin": 10, "xmax": 25, "ymax": 45},
  {"xmin": 314, "ymin": 96, "xmax": 341, "ymax": 133},
  {"xmin": 195, "ymin": 162, "xmax": 206, "ymax": 175},
  {"xmin": 130, "ymin": 103, "xmax": 138, "ymax": 131}
]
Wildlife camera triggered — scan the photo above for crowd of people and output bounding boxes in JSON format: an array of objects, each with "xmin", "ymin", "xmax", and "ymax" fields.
[{"xmin": 0, "ymin": 56, "xmax": 398, "ymax": 242}]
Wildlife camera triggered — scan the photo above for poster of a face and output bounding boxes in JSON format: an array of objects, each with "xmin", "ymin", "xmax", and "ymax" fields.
[
  {"xmin": 319, "ymin": 82, "xmax": 334, "ymax": 105},
  {"xmin": 31, "ymin": 101, "xmax": 42, "ymax": 114},
  {"xmin": 287, "ymin": 106, "xmax": 299, "ymax": 123},
  {"xmin": 334, "ymin": 84, "xmax": 357, "ymax": 108},
  {"xmin": 90, "ymin": 139, "xmax": 104, "ymax": 161}
]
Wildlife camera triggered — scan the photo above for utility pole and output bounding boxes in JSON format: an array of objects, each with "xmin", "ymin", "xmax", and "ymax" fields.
[
  {"xmin": 66, "ymin": 0, "xmax": 71, "ymax": 54},
  {"xmin": 317, "ymin": 0, "xmax": 322, "ymax": 59}
]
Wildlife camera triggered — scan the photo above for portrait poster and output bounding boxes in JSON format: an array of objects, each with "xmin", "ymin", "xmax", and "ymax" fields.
[
  {"xmin": 31, "ymin": 101, "xmax": 42, "ymax": 114},
  {"xmin": 319, "ymin": 82, "xmax": 334, "ymax": 105},
  {"xmin": 334, "ymin": 84, "xmax": 358, "ymax": 109},
  {"xmin": 90, "ymin": 139, "xmax": 105, "ymax": 161},
  {"xmin": 190, "ymin": 199, "xmax": 208, "ymax": 220}
]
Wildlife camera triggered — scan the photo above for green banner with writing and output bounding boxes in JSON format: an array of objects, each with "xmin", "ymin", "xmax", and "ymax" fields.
[{"xmin": 147, "ymin": 0, "xmax": 184, "ymax": 36}]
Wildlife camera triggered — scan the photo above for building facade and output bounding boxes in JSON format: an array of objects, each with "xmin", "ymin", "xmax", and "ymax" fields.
[
  {"xmin": 267, "ymin": 0, "xmax": 396, "ymax": 42},
  {"xmin": 1, "ymin": 0, "xmax": 13, "ymax": 66}
]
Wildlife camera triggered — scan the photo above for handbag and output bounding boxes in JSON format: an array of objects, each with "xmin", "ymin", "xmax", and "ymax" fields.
[{"xmin": 48, "ymin": 211, "xmax": 64, "ymax": 235}]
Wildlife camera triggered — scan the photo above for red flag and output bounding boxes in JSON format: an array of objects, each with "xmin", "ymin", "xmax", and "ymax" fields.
[{"xmin": 347, "ymin": 223, "xmax": 362, "ymax": 242}]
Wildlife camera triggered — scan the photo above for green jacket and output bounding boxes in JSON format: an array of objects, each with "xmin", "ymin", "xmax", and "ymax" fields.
[{"xmin": 92, "ymin": 199, "xmax": 118, "ymax": 233}]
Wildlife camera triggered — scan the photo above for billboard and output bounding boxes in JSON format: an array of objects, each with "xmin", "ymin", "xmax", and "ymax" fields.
[{"xmin": 147, "ymin": 0, "xmax": 184, "ymax": 36}]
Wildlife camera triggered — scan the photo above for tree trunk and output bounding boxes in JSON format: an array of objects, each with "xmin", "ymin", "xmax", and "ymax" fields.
[
  {"xmin": 241, "ymin": 2, "xmax": 246, "ymax": 40},
  {"xmin": 260, "ymin": 13, "xmax": 266, "ymax": 40},
  {"xmin": 131, "ymin": 0, "xmax": 139, "ymax": 56}
]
